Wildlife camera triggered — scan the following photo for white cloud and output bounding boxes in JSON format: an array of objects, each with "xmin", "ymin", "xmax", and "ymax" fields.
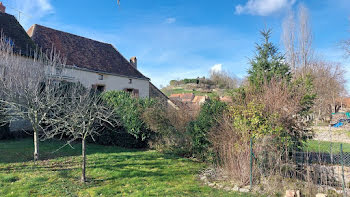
[
  {"xmin": 235, "ymin": 0, "xmax": 296, "ymax": 16},
  {"xmin": 210, "ymin": 64, "xmax": 223, "ymax": 73},
  {"xmin": 5, "ymin": 0, "xmax": 54, "ymax": 29},
  {"xmin": 37, "ymin": 0, "xmax": 53, "ymax": 11},
  {"xmin": 165, "ymin": 17, "xmax": 176, "ymax": 24}
]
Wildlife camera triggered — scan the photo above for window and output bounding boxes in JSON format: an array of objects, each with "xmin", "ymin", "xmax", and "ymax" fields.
[
  {"xmin": 123, "ymin": 88, "xmax": 139, "ymax": 98},
  {"xmin": 126, "ymin": 88, "xmax": 133, "ymax": 93},
  {"xmin": 96, "ymin": 85, "xmax": 105, "ymax": 92},
  {"xmin": 92, "ymin": 84, "xmax": 105, "ymax": 93},
  {"xmin": 98, "ymin": 74, "xmax": 104, "ymax": 80},
  {"xmin": 129, "ymin": 79, "xmax": 132, "ymax": 84}
]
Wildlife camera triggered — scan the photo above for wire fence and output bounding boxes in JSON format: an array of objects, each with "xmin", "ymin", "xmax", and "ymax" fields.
[{"xmin": 250, "ymin": 140, "xmax": 350, "ymax": 196}]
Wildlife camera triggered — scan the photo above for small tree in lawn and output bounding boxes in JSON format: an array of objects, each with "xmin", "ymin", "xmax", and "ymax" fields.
[
  {"xmin": 45, "ymin": 83, "xmax": 119, "ymax": 182},
  {"xmin": 0, "ymin": 34, "xmax": 66, "ymax": 161}
]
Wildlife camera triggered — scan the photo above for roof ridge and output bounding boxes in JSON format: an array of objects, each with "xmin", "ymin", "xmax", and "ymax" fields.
[
  {"xmin": 28, "ymin": 24, "xmax": 149, "ymax": 80},
  {"xmin": 109, "ymin": 44, "xmax": 149, "ymax": 80},
  {"xmin": 32, "ymin": 24, "xmax": 113, "ymax": 46}
]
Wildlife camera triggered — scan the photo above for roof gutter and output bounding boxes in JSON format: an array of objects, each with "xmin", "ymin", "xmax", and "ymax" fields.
[{"xmin": 65, "ymin": 64, "xmax": 150, "ymax": 81}]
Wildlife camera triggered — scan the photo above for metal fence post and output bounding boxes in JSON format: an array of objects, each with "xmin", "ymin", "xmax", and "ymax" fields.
[
  {"xmin": 250, "ymin": 137, "xmax": 253, "ymax": 191},
  {"xmin": 329, "ymin": 125, "xmax": 333, "ymax": 163},
  {"xmin": 340, "ymin": 144, "xmax": 346, "ymax": 197}
]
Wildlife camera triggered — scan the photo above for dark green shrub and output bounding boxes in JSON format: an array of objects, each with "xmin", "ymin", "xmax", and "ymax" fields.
[
  {"xmin": 88, "ymin": 125, "xmax": 148, "ymax": 148},
  {"xmin": 187, "ymin": 99, "xmax": 227, "ymax": 160},
  {"xmin": 103, "ymin": 91, "xmax": 156, "ymax": 140},
  {"xmin": 0, "ymin": 123, "xmax": 10, "ymax": 140},
  {"xmin": 183, "ymin": 78, "xmax": 198, "ymax": 84},
  {"xmin": 142, "ymin": 103, "xmax": 193, "ymax": 157}
]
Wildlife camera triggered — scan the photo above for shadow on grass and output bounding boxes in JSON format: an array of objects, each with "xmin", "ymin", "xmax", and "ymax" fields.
[
  {"xmin": 0, "ymin": 139, "xmax": 195, "ymax": 191},
  {"xmin": 0, "ymin": 138, "xmax": 144, "ymax": 164}
]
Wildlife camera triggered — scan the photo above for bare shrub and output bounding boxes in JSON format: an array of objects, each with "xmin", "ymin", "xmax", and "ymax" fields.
[
  {"xmin": 142, "ymin": 103, "xmax": 196, "ymax": 156},
  {"xmin": 307, "ymin": 61, "xmax": 346, "ymax": 116},
  {"xmin": 210, "ymin": 70, "xmax": 239, "ymax": 89},
  {"xmin": 210, "ymin": 77, "xmax": 314, "ymax": 187},
  {"xmin": 210, "ymin": 114, "xmax": 253, "ymax": 185}
]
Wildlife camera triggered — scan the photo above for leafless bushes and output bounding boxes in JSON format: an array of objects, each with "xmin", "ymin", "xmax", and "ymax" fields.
[
  {"xmin": 143, "ymin": 103, "xmax": 196, "ymax": 156},
  {"xmin": 282, "ymin": 4, "xmax": 347, "ymax": 122},
  {"xmin": 210, "ymin": 70, "xmax": 240, "ymax": 89},
  {"xmin": 308, "ymin": 61, "xmax": 346, "ymax": 116},
  {"xmin": 210, "ymin": 115, "xmax": 252, "ymax": 185},
  {"xmin": 209, "ymin": 77, "xmax": 313, "ymax": 187}
]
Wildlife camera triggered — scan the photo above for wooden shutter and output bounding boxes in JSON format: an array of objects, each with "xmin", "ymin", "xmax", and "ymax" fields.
[{"xmin": 133, "ymin": 89, "xmax": 139, "ymax": 98}]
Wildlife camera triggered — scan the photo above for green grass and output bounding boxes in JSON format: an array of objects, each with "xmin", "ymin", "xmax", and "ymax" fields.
[
  {"xmin": 0, "ymin": 139, "xmax": 253, "ymax": 197},
  {"xmin": 305, "ymin": 140, "xmax": 350, "ymax": 153},
  {"xmin": 162, "ymin": 88, "xmax": 215, "ymax": 97}
]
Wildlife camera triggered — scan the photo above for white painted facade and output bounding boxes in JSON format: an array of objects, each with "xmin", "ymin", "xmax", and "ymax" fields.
[{"xmin": 58, "ymin": 66, "xmax": 150, "ymax": 98}]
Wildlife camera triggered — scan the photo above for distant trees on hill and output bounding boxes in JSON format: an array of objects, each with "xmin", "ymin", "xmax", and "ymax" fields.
[{"xmin": 169, "ymin": 71, "xmax": 239, "ymax": 90}]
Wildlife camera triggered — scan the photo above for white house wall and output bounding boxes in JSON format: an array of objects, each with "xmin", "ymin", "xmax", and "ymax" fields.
[{"xmin": 63, "ymin": 67, "xmax": 150, "ymax": 98}]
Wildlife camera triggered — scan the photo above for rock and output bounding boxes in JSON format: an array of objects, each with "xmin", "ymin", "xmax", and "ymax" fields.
[
  {"xmin": 243, "ymin": 185, "xmax": 251, "ymax": 189},
  {"xmin": 285, "ymin": 190, "xmax": 300, "ymax": 197},
  {"xmin": 200, "ymin": 176, "xmax": 207, "ymax": 181},
  {"xmin": 315, "ymin": 194, "xmax": 327, "ymax": 197},
  {"xmin": 232, "ymin": 185, "xmax": 239, "ymax": 192},
  {"xmin": 239, "ymin": 188, "xmax": 250, "ymax": 193},
  {"xmin": 224, "ymin": 187, "xmax": 231, "ymax": 191},
  {"xmin": 208, "ymin": 183, "xmax": 215, "ymax": 187}
]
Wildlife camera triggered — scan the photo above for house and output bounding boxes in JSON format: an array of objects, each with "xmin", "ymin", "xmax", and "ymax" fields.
[
  {"xmin": 169, "ymin": 93, "xmax": 209, "ymax": 105},
  {"xmin": 338, "ymin": 97, "xmax": 350, "ymax": 110},
  {"xmin": 0, "ymin": 10, "xmax": 36, "ymax": 56},
  {"xmin": 169, "ymin": 93, "xmax": 195, "ymax": 103},
  {"xmin": 345, "ymin": 98, "xmax": 350, "ymax": 108},
  {"xmin": 0, "ymin": 6, "xmax": 174, "ymax": 131},
  {"xmin": 0, "ymin": 2, "xmax": 171, "ymax": 101},
  {"xmin": 192, "ymin": 96, "xmax": 207, "ymax": 105},
  {"xmin": 0, "ymin": 10, "xmax": 38, "ymax": 132},
  {"xmin": 219, "ymin": 96, "xmax": 232, "ymax": 103},
  {"xmin": 27, "ymin": 24, "xmax": 150, "ymax": 98}
]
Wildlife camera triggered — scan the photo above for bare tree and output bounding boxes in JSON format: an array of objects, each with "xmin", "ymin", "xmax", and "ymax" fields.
[
  {"xmin": 310, "ymin": 61, "xmax": 346, "ymax": 115},
  {"xmin": 341, "ymin": 39, "xmax": 350, "ymax": 58},
  {"xmin": 282, "ymin": 4, "xmax": 313, "ymax": 76},
  {"xmin": 0, "ymin": 34, "xmax": 65, "ymax": 161},
  {"xmin": 45, "ymin": 84, "xmax": 119, "ymax": 182},
  {"xmin": 209, "ymin": 70, "xmax": 239, "ymax": 89},
  {"xmin": 282, "ymin": 10, "xmax": 297, "ymax": 73},
  {"xmin": 281, "ymin": 5, "xmax": 347, "ymax": 122},
  {"xmin": 298, "ymin": 4, "xmax": 313, "ymax": 72}
]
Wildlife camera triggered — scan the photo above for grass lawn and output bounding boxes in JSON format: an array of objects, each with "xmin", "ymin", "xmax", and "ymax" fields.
[
  {"xmin": 305, "ymin": 140, "xmax": 350, "ymax": 153},
  {"xmin": 0, "ymin": 138, "xmax": 253, "ymax": 197},
  {"xmin": 162, "ymin": 88, "xmax": 214, "ymax": 97}
]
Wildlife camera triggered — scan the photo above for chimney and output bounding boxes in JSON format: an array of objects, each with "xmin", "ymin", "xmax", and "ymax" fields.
[
  {"xmin": 0, "ymin": 2, "xmax": 5, "ymax": 13},
  {"xmin": 130, "ymin": 56, "xmax": 137, "ymax": 69}
]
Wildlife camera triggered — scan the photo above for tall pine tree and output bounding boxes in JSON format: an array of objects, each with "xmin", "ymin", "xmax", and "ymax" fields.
[{"xmin": 248, "ymin": 29, "xmax": 291, "ymax": 90}]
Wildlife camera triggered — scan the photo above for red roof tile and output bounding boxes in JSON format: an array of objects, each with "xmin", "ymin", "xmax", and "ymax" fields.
[{"xmin": 27, "ymin": 24, "xmax": 148, "ymax": 79}]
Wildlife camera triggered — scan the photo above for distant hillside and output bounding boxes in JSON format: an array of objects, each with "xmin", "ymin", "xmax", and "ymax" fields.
[{"xmin": 161, "ymin": 76, "xmax": 238, "ymax": 97}]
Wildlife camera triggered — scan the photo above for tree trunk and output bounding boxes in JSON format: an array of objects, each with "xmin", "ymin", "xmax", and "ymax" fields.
[
  {"xmin": 33, "ymin": 129, "xmax": 39, "ymax": 161},
  {"xmin": 81, "ymin": 138, "xmax": 86, "ymax": 183}
]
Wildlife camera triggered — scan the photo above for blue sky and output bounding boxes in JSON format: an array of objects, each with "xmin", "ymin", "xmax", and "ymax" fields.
[{"xmin": 3, "ymin": 0, "xmax": 350, "ymax": 92}]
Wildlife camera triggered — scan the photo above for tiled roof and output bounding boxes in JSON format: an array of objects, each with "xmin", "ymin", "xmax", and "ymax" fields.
[
  {"xmin": 219, "ymin": 96, "xmax": 232, "ymax": 103},
  {"xmin": 0, "ymin": 13, "xmax": 36, "ymax": 56},
  {"xmin": 342, "ymin": 97, "xmax": 350, "ymax": 107},
  {"xmin": 192, "ymin": 96, "xmax": 206, "ymax": 103},
  {"xmin": 27, "ymin": 24, "xmax": 148, "ymax": 80},
  {"xmin": 169, "ymin": 93, "xmax": 195, "ymax": 103}
]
